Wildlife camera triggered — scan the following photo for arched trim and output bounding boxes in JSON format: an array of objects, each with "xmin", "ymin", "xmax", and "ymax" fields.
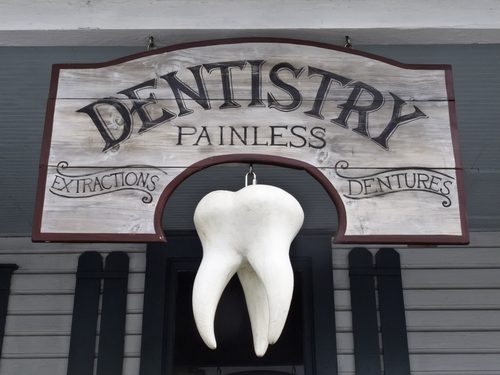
[{"xmin": 153, "ymin": 154, "xmax": 347, "ymax": 243}]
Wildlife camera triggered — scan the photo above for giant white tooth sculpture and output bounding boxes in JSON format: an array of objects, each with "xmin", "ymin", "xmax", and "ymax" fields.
[{"xmin": 192, "ymin": 184, "xmax": 304, "ymax": 357}]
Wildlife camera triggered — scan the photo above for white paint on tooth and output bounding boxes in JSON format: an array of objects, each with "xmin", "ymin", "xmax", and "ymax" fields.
[
  {"xmin": 192, "ymin": 184, "xmax": 304, "ymax": 356},
  {"xmin": 191, "ymin": 244, "xmax": 242, "ymax": 349},
  {"xmin": 237, "ymin": 262, "xmax": 269, "ymax": 356}
]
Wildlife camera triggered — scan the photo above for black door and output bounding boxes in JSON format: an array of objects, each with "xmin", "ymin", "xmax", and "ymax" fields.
[{"xmin": 139, "ymin": 231, "xmax": 338, "ymax": 375}]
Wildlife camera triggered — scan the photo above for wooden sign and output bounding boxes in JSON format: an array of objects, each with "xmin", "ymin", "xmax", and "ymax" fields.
[{"xmin": 33, "ymin": 38, "xmax": 468, "ymax": 244}]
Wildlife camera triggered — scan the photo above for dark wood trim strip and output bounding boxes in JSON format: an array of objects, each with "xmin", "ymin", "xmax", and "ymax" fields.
[
  {"xmin": 0, "ymin": 264, "xmax": 18, "ymax": 361},
  {"xmin": 348, "ymin": 248, "xmax": 382, "ymax": 375},
  {"xmin": 33, "ymin": 62, "xmax": 61, "ymax": 242},
  {"xmin": 445, "ymin": 68, "xmax": 469, "ymax": 244},
  {"xmin": 96, "ymin": 252, "xmax": 129, "ymax": 375},
  {"xmin": 337, "ymin": 233, "xmax": 469, "ymax": 245},
  {"xmin": 375, "ymin": 248, "xmax": 411, "ymax": 375},
  {"xmin": 33, "ymin": 232, "xmax": 165, "ymax": 243},
  {"xmin": 67, "ymin": 252, "xmax": 103, "ymax": 375},
  {"xmin": 32, "ymin": 232, "xmax": 469, "ymax": 245}
]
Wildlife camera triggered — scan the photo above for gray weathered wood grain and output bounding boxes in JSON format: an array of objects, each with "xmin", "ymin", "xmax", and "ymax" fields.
[
  {"xmin": 38, "ymin": 42, "xmax": 463, "ymax": 239},
  {"xmin": 55, "ymin": 43, "xmax": 448, "ymax": 101}
]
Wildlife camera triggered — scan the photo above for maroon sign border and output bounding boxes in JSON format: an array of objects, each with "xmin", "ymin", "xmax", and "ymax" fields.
[{"xmin": 32, "ymin": 37, "xmax": 469, "ymax": 244}]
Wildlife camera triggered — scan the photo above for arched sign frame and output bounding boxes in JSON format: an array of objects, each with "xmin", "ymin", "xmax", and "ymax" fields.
[{"xmin": 32, "ymin": 38, "xmax": 469, "ymax": 244}]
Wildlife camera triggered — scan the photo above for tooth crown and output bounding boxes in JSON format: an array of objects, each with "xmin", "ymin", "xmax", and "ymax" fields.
[{"xmin": 192, "ymin": 184, "xmax": 304, "ymax": 357}]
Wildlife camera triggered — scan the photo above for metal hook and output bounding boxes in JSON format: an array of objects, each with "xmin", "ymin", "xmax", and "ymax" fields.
[
  {"xmin": 245, "ymin": 164, "xmax": 257, "ymax": 187},
  {"xmin": 344, "ymin": 35, "xmax": 352, "ymax": 49},
  {"xmin": 147, "ymin": 36, "xmax": 155, "ymax": 51}
]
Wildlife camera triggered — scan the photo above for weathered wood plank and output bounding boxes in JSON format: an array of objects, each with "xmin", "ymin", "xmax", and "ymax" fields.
[
  {"xmin": 40, "ymin": 164, "xmax": 463, "ymax": 237},
  {"xmin": 48, "ymin": 99, "xmax": 454, "ymax": 169},
  {"xmin": 35, "ymin": 41, "xmax": 465, "ymax": 242},
  {"xmin": 54, "ymin": 43, "xmax": 449, "ymax": 101}
]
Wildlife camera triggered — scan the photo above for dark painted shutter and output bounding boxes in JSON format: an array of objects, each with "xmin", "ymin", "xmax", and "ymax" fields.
[
  {"xmin": 139, "ymin": 245, "xmax": 169, "ymax": 375},
  {"xmin": 0, "ymin": 264, "xmax": 18, "ymax": 360},
  {"xmin": 68, "ymin": 251, "xmax": 130, "ymax": 375},
  {"xmin": 348, "ymin": 248, "xmax": 382, "ymax": 375},
  {"xmin": 295, "ymin": 234, "xmax": 338, "ymax": 375},
  {"xmin": 348, "ymin": 247, "xmax": 410, "ymax": 375},
  {"xmin": 96, "ymin": 252, "xmax": 129, "ymax": 375},
  {"xmin": 67, "ymin": 252, "xmax": 103, "ymax": 375},
  {"xmin": 376, "ymin": 248, "xmax": 411, "ymax": 375}
]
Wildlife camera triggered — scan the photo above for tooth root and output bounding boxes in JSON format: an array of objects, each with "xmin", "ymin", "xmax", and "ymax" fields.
[
  {"xmin": 192, "ymin": 248, "xmax": 242, "ymax": 349},
  {"xmin": 247, "ymin": 246, "xmax": 294, "ymax": 345},
  {"xmin": 237, "ymin": 264, "xmax": 270, "ymax": 357}
]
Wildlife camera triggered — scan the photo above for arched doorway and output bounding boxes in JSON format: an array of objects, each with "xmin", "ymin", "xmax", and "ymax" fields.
[{"xmin": 140, "ymin": 163, "xmax": 340, "ymax": 375}]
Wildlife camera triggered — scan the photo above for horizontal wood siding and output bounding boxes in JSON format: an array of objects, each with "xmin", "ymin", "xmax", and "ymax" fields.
[{"xmin": 0, "ymin": 234, "xmax": 499, "ymax": 374}]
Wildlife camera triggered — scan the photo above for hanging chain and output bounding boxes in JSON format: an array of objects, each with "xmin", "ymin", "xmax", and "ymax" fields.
[
  {"xmin": 344, "ymin": 35, "xmax": 352, "ymax": 48},
  {"xmin": 147, "ymin": 36, "xmax": 156, "ymax": 51},
  {"xmin": 245, "ymin": 164, "xmax": 257, "ymax": 186}
]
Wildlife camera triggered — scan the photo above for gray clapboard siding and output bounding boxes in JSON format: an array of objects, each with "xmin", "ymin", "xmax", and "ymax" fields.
[
  {"xmin": 4, "ymin": 309, "xmax": 500, "ymax": 337},
  {"xmin": 7, "ymin": 269, "xmax": 500, "ymax": 296},
  {"xmin": 4, "ymin": 331, "xmax": 500, "ymax": 358},
  {"xmin": 8, "ymin": 289, "xmax": 500, "ymax": 315},
  {"xmin": 2, "ymin": 356, "xmax": 499, "ymax": 375},
  {"xmin": 0, "ymin": 234, "xmax": 500, "ymax": 374},
  {"xmin": 0, "ymin": 238, "xmax": 145, "ymax": 254},
  {"xmin": 11, "ymin": 268, "xmax": 500, "ymax": 291},
  {"xmin": 8, "ymin": 294, "xmax": 144, "ymax": 315}
]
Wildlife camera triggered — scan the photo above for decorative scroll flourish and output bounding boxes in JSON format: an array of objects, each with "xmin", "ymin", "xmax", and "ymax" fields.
[
  {"xmin": 49, "ymin": 161, "xmax": 168, "ymax": 203},
  {"xmin": 335, "ymin": 160, "xmax": 455, "ymax": 207}
]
